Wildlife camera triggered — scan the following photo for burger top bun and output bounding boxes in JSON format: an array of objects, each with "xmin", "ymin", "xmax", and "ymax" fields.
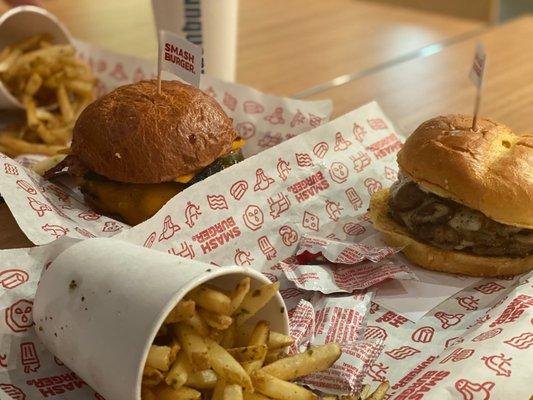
[
  {"xmin": 72, "ymin": 80, "xmax": 236, "ymax": 184},
  {"xmin": 398, "ymin": 114, "xmax": 533, "ymax": 229}
]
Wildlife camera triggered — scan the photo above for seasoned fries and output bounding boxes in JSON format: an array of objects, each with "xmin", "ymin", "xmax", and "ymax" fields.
[
  {"xmin": 141, "ymin": 277, "xmax": 389, "ymax": 399},
  {"xmin": 0, "ymin": 34, "xmax": 95, "ymax": 159}
]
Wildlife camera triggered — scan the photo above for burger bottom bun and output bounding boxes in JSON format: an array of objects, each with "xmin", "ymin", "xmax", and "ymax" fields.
[{"xmin": 370, "ymin": 189, "xmax": 533, "ymax": 277}]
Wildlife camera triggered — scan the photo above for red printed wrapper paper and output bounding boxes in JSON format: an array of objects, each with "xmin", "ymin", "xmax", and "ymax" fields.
[
  {"xmin": 0, "ymin": 39, "xmax": 332, "ymax": 245},
  {"xmin": 280, "ymin": 235, "xmax": 417, "ymax": 294}
]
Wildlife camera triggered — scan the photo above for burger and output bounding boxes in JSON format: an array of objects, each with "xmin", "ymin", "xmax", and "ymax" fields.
[
  {"xmin": 45, "ymin": 80, "xmax": 244, "ymax": 225},
  {"xmin": 370, "ymin": 115, "xmax": 533, "ymax": 277}
]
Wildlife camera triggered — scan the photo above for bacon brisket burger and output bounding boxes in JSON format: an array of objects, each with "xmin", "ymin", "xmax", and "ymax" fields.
[
  {"xmin": 46, "ymin": 80, "xmax": 244, "ymax": 225},
  {"xmin": 370, "ymin": 115, "xmax": 533, "ymax": 277}
]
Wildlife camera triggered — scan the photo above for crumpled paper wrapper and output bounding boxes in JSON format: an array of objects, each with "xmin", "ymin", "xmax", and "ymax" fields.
[
  {"xmin": 0, "ymin": 39, "xmax": 332, "ymax": 245},
  {"xmin": 278, "ymin": 234, "xmax": 416, "ymax": 294}
]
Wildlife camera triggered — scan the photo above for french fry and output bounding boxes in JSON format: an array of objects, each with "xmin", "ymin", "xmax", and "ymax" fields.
[
  {"xmin": 65, "ymin": 79, "xmax": 95, "ymax": 96},
  {"xmin": 228, "ymin": 345, "xmax": 268, "ymax": 363},
  {"xmin": 234, "ymin": 282, "xmax": 280, "ymax": 325},
  {"xmin": 264, "ymin": 348, "xmax": 286, "ymax": 365},
  {"xmin": 229, "ymin": 277, "xmax": 251, "ymax": 314},
  {"xmin": 36, "ymin": 123, "xmax": 63, "ymax": 145},
  {"xmin": 235, "ymin": 325, "xmax": 294, "ymax": 349},
  {"xmin": 24, "ymin": 72, "xmax": 43, "ymax": 96},
  {"xmin": 360, "ymin": 384, "xmax": 370, "ymax": 399},
  {"xmin": 174, "ymin": 323, "xmax": 210, "ymax": 370},
  {"xmin": 223, "ymin": 384, "xmax": 243, "ymax": 400},
  {"xmin": 0, "ymin": 135, "xmax": 64, "ymax": 156},
  {"xmin": 220, "ymin": 323, "xmax": 235, "ymax": 348},
  {"xmin": 0, "ymin": 48, "xmax": 21, "ymax": 73},
  {"xmin": 142, "ymin": 366, "xmax": 164, "ymax": 387},
  {"xmin": 260, "ymin": 343, "xmax": 341, "ymax": 381},
  {"xmin": 198, "ymin": 308, "xmax": 233, "ymax": 330},
  {"xmin": 23, "ymin": 97, "xmax": 39, "ymax": 128},
  {"xmin": 165, "ymin": 350, "xmax": 188, "ymax": 389},
  {"xmin": 205, "ymin": 338, "xmax": 252, "ymax": 391},
  {"xmin": 243, "ymin": 393, "xmax": 272, "ymax": 400},
  {"xmin": 249, "ymin": 321, "xmax": 270, "ymax": 346},
  {"xmin": 12, "ymin": 34, "xmax": 46, "ymax": 52},
  {"xmin": 169, "ymin": 341, "xmax": 181, "ymax": 364},
  {"xmin": 242, "ymin": 321, "xmax": 270, "ymax": 373},
  {"xmin": 165, "ymin": 300, "xmax": 196, "ymax": 324},
  {"xmin": 183, "ymin": 309, "xmax": 211, "ymax": 337},
  {"xmin": 187, "ymin": 286, "xmax": 232, "ymax": 315},
  {"xmin": 141, "ymin": 386, "xmax": 156, "ymax": 400},
  {"xmin": 152, "ymin": 385, "xmax": 201, "ymax": 400},
  {"xmin": 367, "ymin": 381, "xmax": 390, "ymax": 400},
  {"xmin": 57, "ymin": 82, "xmax": 74, "ymax": 122},
  {"xmin": 186, "ymin": 369, "xmax": 218, "ymax": 390},
  {"xmin": 251, "ymin": 370, "xmax": 317, "ymax": 400},
  {"xmin": 146, "ymin": 345, "xmax": 172, "ymax": 372},
  {"xmin": 212, "ymin": 378, "xmax": 226, "ymax": 400}
]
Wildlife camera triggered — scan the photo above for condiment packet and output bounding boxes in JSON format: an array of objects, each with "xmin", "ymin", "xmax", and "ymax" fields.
[
  {"xmin": 0, "ymin": 39, "xmax": 332, "ymax": 245},
  {"xmin": 301, "ymin": 339, "xmax": 384, "ymax": 395},
  {"xmin": 284, "ymin": 290, "xmax": 384, "ymax": 394},
  {"xmin": 295, "ymin": 234, "xmax": 399, "ymax": 264},
  {"xmin": 279, "ymin": 234, "xmax": 416, "ymax": 294}
]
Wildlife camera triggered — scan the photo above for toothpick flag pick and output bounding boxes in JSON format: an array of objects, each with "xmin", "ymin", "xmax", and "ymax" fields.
[
  {"xmin": 157, "ymin": 29, "xmax": 202, "ymax": 94},
  {"xmin": 469, "ymin": 43, "xmax": 487, "ymax": 131}
]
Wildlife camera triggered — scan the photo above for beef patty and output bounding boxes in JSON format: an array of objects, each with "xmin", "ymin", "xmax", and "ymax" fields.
[{"xmin": 388, "ymin": 175, "xmax": 533, "ymax": 257}]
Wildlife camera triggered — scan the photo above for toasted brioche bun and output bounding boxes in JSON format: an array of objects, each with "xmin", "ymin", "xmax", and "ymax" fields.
[
  {"xmin": 398, "ymin": 115, "xmax": 533, "ymax": 229},
  {"xmin": 370, "ymin": 189, "xmax": 533, "ymax": 277},
  {"xmin": 72, "ymin": 80, "xmax": 236, "ymax": 183}
]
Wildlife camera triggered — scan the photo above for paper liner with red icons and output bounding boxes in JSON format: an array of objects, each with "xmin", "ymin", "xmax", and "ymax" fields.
[
  {"xmin": 365, "ymin": 272, "xmax": 533, "ymax": 399},
  {"xmin": 279, "ymin": 234, "xmax": 417, "ymax": 294},
  {"xmin": 0, "ymin": 39, "xmax": 332, "ymax": 245}
]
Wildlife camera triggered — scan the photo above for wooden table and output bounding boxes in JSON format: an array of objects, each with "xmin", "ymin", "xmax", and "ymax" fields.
[
  {"xmin": 3, "ymin": 3, "xmax": 531, "ymax": 250},
  {"xmin": 0, "ymin": 0, "xmax": 483, "ymax": 96},
  {"xmin": 306, "ymin": 15, "xmax": 533, "ymax": 135}
]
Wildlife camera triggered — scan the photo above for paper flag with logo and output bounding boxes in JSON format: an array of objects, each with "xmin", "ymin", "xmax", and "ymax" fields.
[{"xmin": 158, "ymin": 29, "xmax": 202, "ymax": 87}]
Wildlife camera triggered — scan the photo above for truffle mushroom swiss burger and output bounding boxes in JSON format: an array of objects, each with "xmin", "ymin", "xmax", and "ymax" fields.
[
  {"xmin": 370, "ymin": 115, "xmax": 533, "ymax": 277},
  {"xmin": 45, "ymin": 80, "xmax": 244, "ymax": 225}
]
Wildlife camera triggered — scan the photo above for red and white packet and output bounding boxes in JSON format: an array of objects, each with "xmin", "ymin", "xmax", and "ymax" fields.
[
  {"xmin": 279, "ymin": 234, "xmax": 416, "ymax": 294},
  {"xmin": 0, "ymin": 39, "xmax": 332, "ymax": 245},
  {"xmin": 286, "ymin": 292, "xmax": 384, "ymax": 394}
]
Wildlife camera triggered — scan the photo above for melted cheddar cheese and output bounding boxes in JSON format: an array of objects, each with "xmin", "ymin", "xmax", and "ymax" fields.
[{"xmin": 83, "ymin": 179, "xmax": 183, "ymax": 226}]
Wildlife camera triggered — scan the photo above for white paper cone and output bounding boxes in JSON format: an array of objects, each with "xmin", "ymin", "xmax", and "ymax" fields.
[
  {"xmin": 33, "ymin": 238, "xmax": 288, "ymax": 400},
  {"xmin": 0, "ymin": 6, "xmax": 72, "ymax": 109}
]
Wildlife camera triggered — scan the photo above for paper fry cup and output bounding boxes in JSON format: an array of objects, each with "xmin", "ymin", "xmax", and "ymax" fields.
[
  {"xmin": 33, "ymin": 238, "xmax": 288, "ymax": 400},
  {"xmin": 0, "ymin": 6, "xmax": 72, "ymax": 109}
]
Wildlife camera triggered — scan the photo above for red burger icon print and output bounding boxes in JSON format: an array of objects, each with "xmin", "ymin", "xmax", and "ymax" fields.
[
  {"xmin": 5, "ymin": 300, "xmax": 33, "ymax": 333},
  {"xmin": 0, "ymin": 269, "xmax": 29, "ymax": 289}
]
